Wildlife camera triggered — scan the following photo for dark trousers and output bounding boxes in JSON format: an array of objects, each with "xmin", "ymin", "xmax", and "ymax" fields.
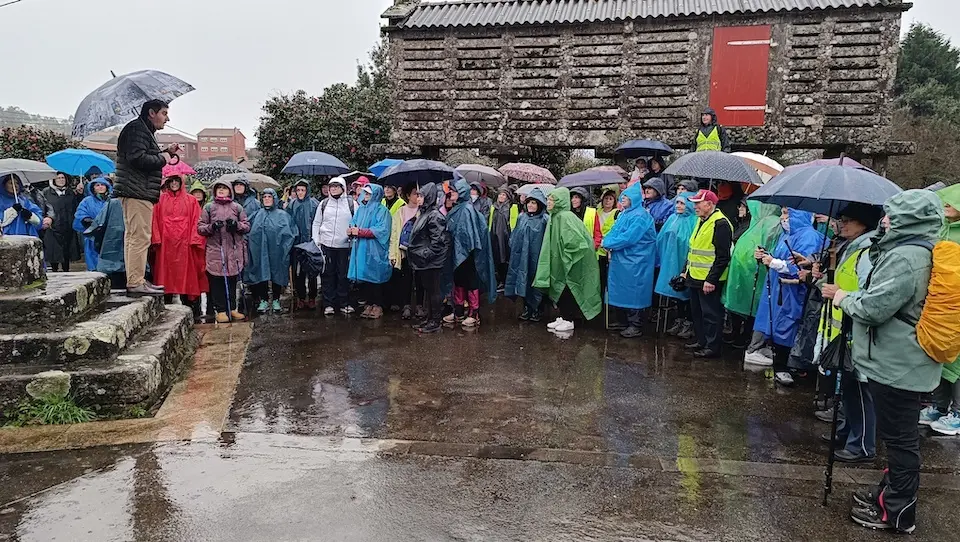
[
  {"xmin": 51, "ymin": 261, "xmax": 71, "ymax": 272},
  {"xmin": 557, "ymin": 288, "xmax": 582, "ymax": 321},
  {"xmin": 252, "ymin": 282, "xmax": 283, "ymax": 302},
  {"xmin": 836, "ymin": 372, "xmax": 877, "ymax": 457},
  {"xmin": 208, "ymin": 273, "xmax": 238, "ymax": 313},
  {"xmin": 361, "ymin": 281, "xmax": 384, "ymax": 307},
  {"xmin": 495, "ymin": 262, "xmax": 508, "ymax": 286},
  {"xmin": 321, "ymin": 246, "xmax": 350, "ymax": 309},
  {"xmin": 773, "ymin": 344, "xmax": 791, "ymax": 372},
  {"xmin": 416, "ymin": 268, "xmax": 442, "ymax": 324},
  {"xmin": 397, "ymin": 258, "xmax": 424, "ymax": 308},
  {"xmin": 290, "ymin": 253, "xmax": 317, "ymax": 301},
  {"xmin": 690, "ymin": 284, "xmax": 724, "ymax": 351},
  {"xmin": 599, "ymin": 255, "xmax": 609, "ymax": 297},
  {"xmin": 624, "ymin": 308, "xmax": 646, "ymax": 328},
  {"xmin": 729, "ymin": 313, "xmax": 754, "ymax": 345},
  {"xmin": 868, "ymin": 380, "xmax": 921, "ymax": 531}
]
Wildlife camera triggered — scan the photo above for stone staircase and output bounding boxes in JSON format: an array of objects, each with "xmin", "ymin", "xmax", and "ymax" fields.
[{"xmin": 0, "ymin": 235, "xmax": 196, "ymax": 415}]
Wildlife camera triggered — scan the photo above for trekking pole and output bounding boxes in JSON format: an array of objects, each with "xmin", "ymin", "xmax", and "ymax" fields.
[
  {"xmin": 821, "ymin": 245, "xmax": 841, "ymax": 505},
  {"xmin": 219, "ymin": 233, "xmax": 232, "ymax": 322}
]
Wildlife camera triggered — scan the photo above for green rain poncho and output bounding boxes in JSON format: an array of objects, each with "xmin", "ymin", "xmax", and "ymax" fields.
[
  {"xmin": 936, "ymin": 183, "xmax": 960, "ymax": 384},
  {"xmin": 533, "ymin": 187, "xmax": 602, "ymax": 320},
  {"xmin": 722, "ymin": 201, "xmax": 782, "ymax": 317}
]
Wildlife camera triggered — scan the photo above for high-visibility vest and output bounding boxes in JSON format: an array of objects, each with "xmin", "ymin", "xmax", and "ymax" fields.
[
  {"xmin": 581, "ymin": 207, "xmax": 600, "ymax": 258},
  {"xmin": 817, "ymin": 248, "xmax": 864, "ymax": 340},
  {"xmin": 384, "ymin": 197, "xmax": 405, "ymax": 216},
  {"xmin": 696, "ymin": 126, "xmax": 722, "ymax": 152},
  {"xmin": 687, "ymin": 210, "xmax": 731, "ymax": 281},
  {"xmin": 488, "ymin": 204, "xmax": 519, "ymax": 230},
  {"xmin": 597, "ymin": 208, "xmax": 617, "ymax": 257}
]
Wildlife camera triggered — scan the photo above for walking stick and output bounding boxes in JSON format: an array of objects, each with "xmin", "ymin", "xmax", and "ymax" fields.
[
  {"xmin": 219, "ymin": 233, "xmax": 232, "ymax": 322},
  {"xmin": 822, "ymin": 245, "xmax": 841, "ymax": 505}
]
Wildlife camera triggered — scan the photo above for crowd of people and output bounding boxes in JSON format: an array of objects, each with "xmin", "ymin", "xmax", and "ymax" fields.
[{"xmin": 1, "ymin": 101, "xmax": 957, "ymax": 535}]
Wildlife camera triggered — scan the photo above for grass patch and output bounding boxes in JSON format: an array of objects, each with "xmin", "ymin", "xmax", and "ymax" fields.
[{"xmin": 3, "ymin": 396, "xmax": 96, "ymax": 427}]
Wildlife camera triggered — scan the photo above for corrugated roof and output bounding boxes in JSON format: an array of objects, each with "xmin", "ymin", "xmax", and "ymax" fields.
[{"xmin": 394, "ymin": 0, "xmax": 896, "ymax": 28}]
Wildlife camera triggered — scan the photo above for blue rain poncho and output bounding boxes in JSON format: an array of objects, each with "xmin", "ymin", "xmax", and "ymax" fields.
[
  {"xmin": 72, "ymin": 178, "xmax": 112, "ymax": 271},
  {"xmin": 642, "ymin": 177, "xmax": 675, "ymax": 229},
  {"xmin": 348, "ymin": 184, "xmax": 393, "ymax": 284},
  {"xmin": 601, "ymin": 184, "xmax": 657, "ymax": 310},
  {"xmin": 442, "ymin": 179, "xmax": 497, "ymax": 303},
  {"xmin": 753, "ymin": 209, "xmax": 827, "ymax": 347},
  {"xmin": 85, "ymin": 198, "xmax": 125, "ymax": 274},
  {"xmin": 654, "ymin": 194, "xmax": 698, "ymax": 300},
  {"xmin": 0, "ymin": 175, "xmax": 42, "ymax": 237},
  {"xmin": 285, "ymin": 179, "xmax": 319, "ymax": 245},
  {"xmin": 504, "ymin": 188, "xmax": 548, "ymax": 304},
  {"xmin": 244, "ymin": 188, "xmax": 297, "ymax": 286}
]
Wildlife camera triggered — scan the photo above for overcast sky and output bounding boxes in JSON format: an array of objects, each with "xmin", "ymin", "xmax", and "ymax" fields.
[{"xmin": 0, "ymin": 0, "xmax": 953, "ymax": 147}]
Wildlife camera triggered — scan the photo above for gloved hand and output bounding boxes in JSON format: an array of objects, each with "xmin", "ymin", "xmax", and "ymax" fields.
[
  {"xmin": 19, "ymin": 208, "xmax": 33, "ymax": 221},
  {"xmin": 81, "ymin": 217, "xmax": 93, "ymax": 228},
  {"xmin": 226, "ymin": 218, "xmax": 238, "ymax": 232},
  {"xmin": 213, "ymin": 220, "xmax": 225, "ymax": 231},
  {"xmin": 12, "ymin": 203, "xmax": 23, "ymax": 214}
]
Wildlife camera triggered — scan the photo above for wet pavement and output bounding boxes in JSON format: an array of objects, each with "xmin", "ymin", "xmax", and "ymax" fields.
[{"xmin": 2, "ymin": 300, "xmax": 959, "ymax": 541}]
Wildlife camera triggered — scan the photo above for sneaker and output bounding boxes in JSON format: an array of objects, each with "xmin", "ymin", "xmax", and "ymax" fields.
[
  {"xmin": 694, "ymin": 349, "xmax": 721, "ymax": 359},
  {"xmin": 547, "ymin": 317, "xmax": 565, "ymax": 330},
  {"xmin": 126, "ymin": 283, "xmax": 164, "ymax": 297},
  {"xmin": 324, "ymin": 306, "xmax": 335, "ymax": 316},
  {"xmin": 497, "ymin": 283, "xmax": 505, "ymax": 294},
  {"xmin": 620, "ymin": 326, "xmax": 643, "ymax": 339},
  {"xmin": 462, "ymin": 316, "xmax": 479, "ymax": 327},
  {"xmin": 415, "ymin": 306, "xmax": 427, "ymax": 319},
  {"xmin": 401, "ymin": 305, "xmax": 413, "ymax": 320},
  {"xmin": 815, "ymin": 407, "xmax": 841, "ymax": 424},
  {"xmin": 341, "ymin": 306, "xmax": 355, "ymax": 315},
  {"xmin": 443, "ymin": 313, "xmax": 457, "ymax": 324},
  {"xmin": 851, "ymin": 488, "xmax": 878, "ymax": 509},
  {"xmin": 418, "ymin": 321, "xmax": 442, "ymax": 334},
  {"xmin": 930, "ymin": 411, "xmax": 960, "ymax": 436},
  {"xmin": 257, "ymin": 300, "xmax": 269, "ymax": 314},
  {"xmin": 528, "ymin": 311, "xmax": 541, "ymax": 323},
  {"xmin": 775, "ymin": 372, "xmax": 795, "ymax": 387},
  {"xmin": 683, "ymin": 341, "xmax": 703, "ymax": 351},
  {"xmin": 850, "ymin": 503, "xmax": 914, "ymax": 534},
  {"xmin": 919, "ymin": 405, "xmax": 943, "ymax": 426},
  {"xmin": 665, "ymin": 319, "xmax": 685, "ymax": 336},
  {"xmin": 833, "ymin": 449, "xmax": 875, "ymax": 464},
  {"xmin": 554, "ymin": 320, "xmax": 574, "ymax": 332},
  {"xmin": 272, "ymin": 300, "xmax": 282, "ymax": 313},
  {"xmin": 676, "ymin": 321, "xmax": 695, "ymax": 340},
  {"xmin": 296, "ymin": 299, "xmax": 305, "ymax": 310},
  {"xmin": 145, "ymin": 280, "xmax": 165, "ymax": 291},
  {"xmin": 607, "ymin": 322, "xmax": 628, "ymax": 331},
  {"xmin": 744, "ymin": 351, "xmax": 774, "ymax": 367},
  {"xmin": 519, "ymin": 308, "xmax": 531, "ymax": 321}
]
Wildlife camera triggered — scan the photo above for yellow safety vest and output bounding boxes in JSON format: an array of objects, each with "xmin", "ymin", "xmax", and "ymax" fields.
[
  {"xmin": 488, "ymin": 205, "xmax": 519, "ymax": 230},
  {"xmin": 597, "ymin": 208, "xmax": 617, "ymax": 257},
  {"xmin": 696, "ymin": 126, "xmax": 722, "ymax": 152},
  {"xmin": 687, "ymin": 210, "xmax": 732, "ymax": 281},
  {"xmin": 384, "ymin": 197, "xmax": 405, "ymax": 216},
  {"xmin": 581, "ymin": 207, "xmax": 599, "ymax": 259},
  {"xmin": 817, "ymin": 248, "xmax": 864, "ymax": 341}
]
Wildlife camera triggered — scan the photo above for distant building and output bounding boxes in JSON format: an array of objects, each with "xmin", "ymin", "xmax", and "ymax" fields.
[
  {"xmin": 157, "ymin": 133, "xmax": 199, "ymax": 164},
  {"xmin": 197, "ymin": 128, "xmax": 246, "ymax": 162}
]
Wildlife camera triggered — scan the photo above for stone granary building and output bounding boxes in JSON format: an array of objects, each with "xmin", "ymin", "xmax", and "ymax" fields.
[{"xmin": 378, "ymin": 0, "xmax": 913, "ymax": 168}]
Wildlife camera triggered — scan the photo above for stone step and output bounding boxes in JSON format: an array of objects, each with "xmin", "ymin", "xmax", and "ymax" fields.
[
  {"xmin": 0, "ymin": 305, "xmax": 195, "ymax": 411},
  {"xmin": 0, "ymin": 294, "xmax": 164, "ymax": 366},
  {"xmin": 0, "ymin": 272, "xmax": 111, "ymax": 333},
  {"xmin": 0, "ymin": 235, "xmax": 45, "ymax": 291}
]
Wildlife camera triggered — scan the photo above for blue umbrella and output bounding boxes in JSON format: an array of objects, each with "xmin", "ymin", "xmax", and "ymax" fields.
[
  {"xmin": 71, "ymin": 70, "xmax": 195, "ymax": 140},
  {"xmin": 748, "ymin": 165, "xmax": 902, "ymax": 218},
  {"xmin": 46, "ymin": 149, "xmax": 115, "ymax": 177},
  {"xmin": 282, "ymin": 151, "xmax": 350, "ymax": 177},
  {"xmin": 379, "ymin": 159, "xmax": 454, "ymax": 188},
  {"xmin": 558, "ymin": 167, "xmax": 626, "ymax": 188},
  {"xmin": 614, "ymin": 140, "xmax": 674, "ymax": 159},
  {"xmin": 369, "ymin": 159, "xmax": 403, "ymax": 178}
]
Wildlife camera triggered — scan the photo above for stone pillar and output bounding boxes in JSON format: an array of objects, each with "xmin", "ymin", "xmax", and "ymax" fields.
[{"xmin": 0, "ymin": 235, "xmax": 46, "ymax": 291}]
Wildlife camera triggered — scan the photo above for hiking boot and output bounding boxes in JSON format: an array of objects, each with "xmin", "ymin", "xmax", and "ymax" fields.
[
  {"xmin": 230, "ymin": 310, "xmax": 246, "ymax": 321},
  {"xmin": 360, "ymin": 305, "xmax": 374, "ymax": 319},
  {"xmin": 306, "ymin": 299, "xmax": 317, "ymax": 310},
  {"xmin": 401, "ymin": 305, "xmax": 413, "ymax": 320},
  {"xmin": 272, "ymin": 300, "xmax": 282, "ymax": 313},
  {"xmin": 127, "ymin": 283, "xmax": 163, "ymax": 297},
  {"xmin": 833, "ymin": 450, "xmax": 875, "ymax": 464},
  {"xmin": 215, "ymin": 312, "xmax": 230, "ymax": 324},
  {"xmin": 620, "ymin": 326, "xmax": 643, "ymax": 339},
  {"xmin": 519, "ymin": 308, "xmax": 531, "ymax": 321},
  {"xmin": 676, "ymin": 321, "xmax": 695, "ymax": 340},
  {"xmin": 919, "ymin": 405, "xmax": 943, "ymax": 426},
  {"xmin": 851, "ymin": 503, "xmax": 914, "ymax": 534},
  {"xmin": 257, "ymin": 300, "xmax": 269, "ymax": 314},
  {"xmin": 684, "ymin": 341, "xmax": 703, "ymax": 351},
  {"xmin": 418, "ymin": 321, "xmax": 442, "ymax": 334},
  {"xmin": 324, "ymin": 306, "xmax": 335, "ymax": 316},
  {"xmin": 369, "ymin": 305, "xmax": 384, "ymax": 320},
  {"xmin": 930, "ymin": 411, "xmax": 960, "ymax": 435},
  {"xmin": 775, "ymin": 372, "xmax": 795, "ymax": 387},
  {"xmin": 665, "ymin": 319, "xmax": 685, "ymax": 336},
  {"xmin": 851, "ymin": 488, "xmax": 878, "ymax": 509}
]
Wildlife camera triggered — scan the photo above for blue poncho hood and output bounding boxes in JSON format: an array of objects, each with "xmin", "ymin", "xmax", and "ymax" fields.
[
  {"xmin": 348, "ymin": 183, "xmax": 393, "ymax": 284},
  {"xmin": 286, "ymin": 179, "xmax": 320, "ymax": 245},
  {"xmin": 601, "ymin": 184, "xmax": 657, "ymax": 310},
  {"xmin": 244, "ymin": 188, "xmax": 297, "ymax": 286},
  {"xmin": 654, "ymin": 194, "xmax": 698, "ymax": 300},
  {"xmin": 642, "ymin": 177, "xmax": 674, "ymax": 226},
  {"xmin": 73, "ymin": 179, "xmax": 113, "ymax": 270},
  {"xmin": 504, "ymin": 188, "xmax": 549, "ymax": 301},
  {"xmin": 442, "ymin": 179, "xmax": 496, "ymax": 302},
  {"xmin": 0, "ymin": 174, "xmax": 42, "ymax": 237}
]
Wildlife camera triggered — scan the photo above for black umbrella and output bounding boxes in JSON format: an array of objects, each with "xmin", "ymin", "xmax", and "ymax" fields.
[
  {"xmin": 747, "ymin": 165, "xmax": 902, "ymax": 218},
  {"xmin": 614, "ymin": 139, "xmax": 674, "ymax": 159},
  {"xmin": 379, "ymin": 159, "xmax": 454, "ymax": 188},
  {"xmin": 663, "ymin": 151, "xmax": 763, "ymax": 186},
  {"xmin": 558, "ymin": 167, "xmax": 627, "ymax": 188},
  {"xmin": 294, "ymin": 241, "xmax": 325, "ymax": 278}
]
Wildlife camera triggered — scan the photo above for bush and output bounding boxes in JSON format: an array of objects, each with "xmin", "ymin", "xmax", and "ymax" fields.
[
  {"xmin": 3, "ymin": 396, "xmax": 96, "ymax": 427},
  {"xmin": 0, "ymin": 125, "xmax": 83, "ymax": 162}
]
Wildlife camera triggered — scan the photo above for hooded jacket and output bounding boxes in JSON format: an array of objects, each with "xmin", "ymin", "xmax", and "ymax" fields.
[
  {"xmin": 286, "ymin": 179, "xmax": 319, "ymax": 245},
  {"xmin": 233, "ymin": 177, "xmax": 261, "ymax": 219},
  {"xmin": 571, "ymin": 186, "xmax": 603, "ymax": 249},
  {"xmin": 654, "ymin": 194, "xmax": 698, "ymax": 300},
  {"xmin": 114, "ymin": 117, "xmax": 166, "ymax": 202},
  {"xmin": 245, "ymin": 188, "xmax": 297, "ymax": 287},
  {"xmin": 152, "ymin": 177, "xmax": 207, "ymax": 296},
  {"xmin": 690, "ymin": 107, "xmax": 730, "ymax": 153},
  {"xmin": 0, "ymin": 175, "xmax": 42, "ymax": 237},
  {"xmin": 469, "ymin": 180, "xmax": 492, "ymax": 219},
  {"xmin": 505, "ymin": 188, "xmax": 548, "ymax": 303},
  {"xmin": 197, "ymin": 180, "xmax": 251, "ymax": 277},
  {"xmin": 442, "ymin": 179, "xmax": 497, "ymax": 302},
  {"xmin": 602, "ymin": 184, "xmax": 657, "ymax": 310},
  {"xmin": 348, "ymin": 184, "xmax": 393, "ymax": 284},
  {"xmin": 40, "ymin": 178, "xmax": 81, "ymax": 263},
  {"xmin": 642, "ymin": 177, "xmax": 674, "ymax": 229},
  {"xmin": 73, "ymin": 178, "xmax": 113, "ymax": 271},
  {"xmin": 407, "ymin": 182, "xmax": 450, "ymax": 271},
  {"xmin": 837, "ymin": 190, "xmax": 944, "ymax": 393},
  {"xmin": 312, "ymin": 177, "xmax": 355, "ymax": 249},
  {"xmin": 533, "ymin": 187, "xmax": 603, "ymax": 320},
  {"xmin": 490, "ymin": 186, "xmax": 516, "ymax": 266},
  {"xmin": 723, "ymin": 201, "xmax": 782, "ymax": 317},
  {"xmin": 85, "ymin": 197, "xmax": 125, "ymax": 274},
  {"xmin": 189, "ymin": 180, "xmax": 208, "ymax": 207}
]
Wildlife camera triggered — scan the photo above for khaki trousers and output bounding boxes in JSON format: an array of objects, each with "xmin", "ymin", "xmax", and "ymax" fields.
[{"xmin": 120, "ymin": 197, "xmax": 154, "ymax": 288}]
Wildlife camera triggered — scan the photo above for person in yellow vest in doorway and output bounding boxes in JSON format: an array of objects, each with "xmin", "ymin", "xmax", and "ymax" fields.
[
  {"xmin": 570, "ymin": 187, "xmax": 603, "ymax": 252},
  {"xmin": 489, "ymin": 186, "xmax": 519, "ymax": 292},
  {"xmin": 683, "ymin": 189, "xmax": 733, "ymax": 358},
  {"xmin": 691, "ymin": 107, "xmax": 731, "ymax": 153}
]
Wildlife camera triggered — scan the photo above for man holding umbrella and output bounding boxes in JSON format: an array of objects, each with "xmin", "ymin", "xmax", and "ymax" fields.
[{"xmin": 114, "ymin": 99, "xmax": 179, "ymax": 296}]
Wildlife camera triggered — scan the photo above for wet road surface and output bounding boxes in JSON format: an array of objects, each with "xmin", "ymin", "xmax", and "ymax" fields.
[{"xmin": 2, "ymin": 301, "xmax": 959, "ymax": 540}]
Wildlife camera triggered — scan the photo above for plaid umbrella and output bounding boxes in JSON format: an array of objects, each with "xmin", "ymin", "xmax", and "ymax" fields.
[
  {"xmin": 663, "ymin": 151, "xmax": 762, "ymax": 185},
  {"xmin": 498, "ymin": 163, "xmax": 557, "ymax": 185},
  {"xmin": 194, "ymin": 160, "xmax": 248, "ymax": 183}
]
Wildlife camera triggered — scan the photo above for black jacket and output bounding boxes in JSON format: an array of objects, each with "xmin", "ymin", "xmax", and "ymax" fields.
[
  {"xmin": 114, "ymin": 117, "xmax": 166, "ymax": 203},
  {"xmin": 407, "ymin": 183, "xmax": 450, "ymax": 271},
  {"xmin": 686, "ymin": 209, "xmax": 733, "ymax": 288},
  {"xmin": 690, "ymin": 107, "xmax": 731, "ymax": 153}
]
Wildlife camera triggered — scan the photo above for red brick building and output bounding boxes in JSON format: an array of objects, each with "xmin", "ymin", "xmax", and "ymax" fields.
[
  {"xmin": 197, "ymin": 128, "xmax": 247, "ymax": 162},
  {"xmin": 156, "ymin": 133, "xmax": 199, "ymax": 164}
]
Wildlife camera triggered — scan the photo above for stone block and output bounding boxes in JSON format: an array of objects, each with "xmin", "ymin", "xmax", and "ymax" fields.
[
  {"xmin": 0, "ymin": 272, "xmax": 110, "ymax": 333},
  {"xmin": 25, "ymin": 370, "xmax": 71, "ymax": 401},
  {"xmin": 0, "ymin": 235, "xmax": 45, "ymax": 291}
]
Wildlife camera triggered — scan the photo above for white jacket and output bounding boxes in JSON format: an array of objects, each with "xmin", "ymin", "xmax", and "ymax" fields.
[{"xmin": 312, "ymin": 195, "xmax": 355, "ymax": 248}]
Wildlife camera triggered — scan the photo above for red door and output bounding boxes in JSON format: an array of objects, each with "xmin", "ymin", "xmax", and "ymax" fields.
[{"xmin": 709, "ymin": 26, "xmax": 772, "ymax": 127}]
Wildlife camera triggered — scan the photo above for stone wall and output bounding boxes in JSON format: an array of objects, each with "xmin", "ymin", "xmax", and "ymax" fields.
[{"xmin": 385, "ymin": 6, "xmax": 905, "ymax": 154}]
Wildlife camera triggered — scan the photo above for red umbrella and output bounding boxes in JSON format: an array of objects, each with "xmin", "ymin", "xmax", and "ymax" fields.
[{"xmin": 498, "ymin": 163, "xmax": 557, "ymax": 185}]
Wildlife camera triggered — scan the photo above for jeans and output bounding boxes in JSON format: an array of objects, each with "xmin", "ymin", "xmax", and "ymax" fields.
[
  {"xmin": 836, "ymin": 371, "xmax": 876, "ymax": 457},
  {"xmin": 868, "ymin": 380, "xmax": 922, "ymax": 531},
  {"xmin": 690, "ymin": 284, "xmax": 724, "ymax": 351},
  {"xmin": 321, "ymin": 245, "xmax": 350, "ymax": 309},
  {"xmin": 290, "ymin": 252, "xmax": 317, "ymax": 301},
  {"xmin": 208, "ymin": 273, "xmax": 238, "ymax": 313}
]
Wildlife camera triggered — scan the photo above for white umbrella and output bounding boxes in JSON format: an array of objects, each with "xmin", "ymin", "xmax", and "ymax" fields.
[
  {"xmin": 0, "ymin": 158, "xmax": 58, "ymax": 185},
  {"xmin": 516, "ymin": 183, "xmax": 556, "ymax": 198},
  {"xmin": 732, "ymin": 152, "xmax": 783, "ymax": 184}
]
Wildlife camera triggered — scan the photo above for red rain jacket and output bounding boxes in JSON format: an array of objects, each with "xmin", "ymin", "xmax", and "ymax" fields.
[{"xmin": 151, "ymin": 187, "xmax": 208, "ymax": 296}]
